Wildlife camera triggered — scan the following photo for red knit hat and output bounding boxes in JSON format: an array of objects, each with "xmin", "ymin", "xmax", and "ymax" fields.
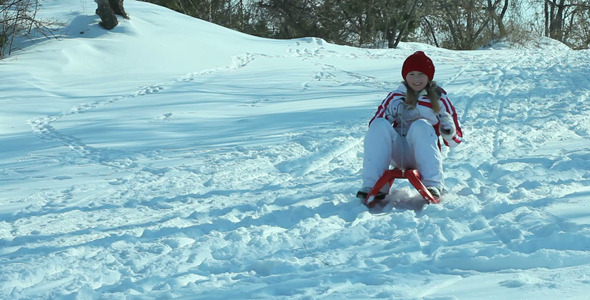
[{"xmin": 402, "ymin": 51, "xmax": 435, "ymax": 81}]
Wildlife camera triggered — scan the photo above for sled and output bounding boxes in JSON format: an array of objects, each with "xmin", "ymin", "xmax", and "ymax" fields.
[{"xmin": 363, "ymin": 168, "xmax": 440, "ymax": 208}]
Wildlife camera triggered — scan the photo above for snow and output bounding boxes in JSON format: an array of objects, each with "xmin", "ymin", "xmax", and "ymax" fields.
[{"xmin": 1, "ymin": 0, "xmax": 590, "ymax": 298}]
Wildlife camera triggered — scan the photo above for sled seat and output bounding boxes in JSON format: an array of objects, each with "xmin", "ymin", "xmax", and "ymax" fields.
[{"xmin": 364, "ymin": 168, "xmax": 440, "ymax": 207}]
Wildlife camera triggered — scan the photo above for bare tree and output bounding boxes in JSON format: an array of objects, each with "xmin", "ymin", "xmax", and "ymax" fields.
[
  {"xmin": 254, "ymin": 0, "xmax": 323, "ymax": 39},
  {"xmin": 384, "ymin": 0, "xmax": 421, "ymax": 48},
  {"xmin": 487, "ymin": 0, "xmax": 509, "ymax": 38},
  {"xmin": 138, "ymin": 1, "xmax": 249, "ymax": 32},
  {"xmin": 1, "ymin": 0, "xmax": 57, "ymax": 58},
  {"xmin": 545, "ymin": 0, "xmax": 566, "ymax": 40},
  {"xmin": 419, "ymin": 0, "xmax": 511, "ymax": 50},
  {"xmin": 541, "ymin": 0, "xmax": 590, "ymax": 48},
  {"xmin": 330, "ymin": 0, "xmax": 421, "ymax": 48},
  {"xmin": 568, "ymin": 2, "xmax": 590, "ymax": 48},
  {"xmin": 252, "ymin": 0, "xmax": 422, "ymax": 48}
]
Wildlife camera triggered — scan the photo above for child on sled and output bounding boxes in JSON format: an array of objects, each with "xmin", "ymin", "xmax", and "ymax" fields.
[{"xmin": 357, "ymin": 51, "xmax": 463, "ymax": 202}]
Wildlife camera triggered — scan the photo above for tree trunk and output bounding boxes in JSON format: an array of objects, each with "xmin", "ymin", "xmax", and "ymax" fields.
[
  {"xmin": 95, "ymin": 0, "xmax": 128, "ymax": 30},
  {"xmin": 109, "ymin": 0, "xmax": 129, "ymax": 19}
]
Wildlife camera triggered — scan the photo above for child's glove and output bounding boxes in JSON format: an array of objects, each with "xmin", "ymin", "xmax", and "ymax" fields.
[
  {"xmin": 438, "ymin": 111, "xmax": 456, "ymax": 140},
  {"xmin": 386, "ymin": 99, "xmax": 404, "ymax": 118}
]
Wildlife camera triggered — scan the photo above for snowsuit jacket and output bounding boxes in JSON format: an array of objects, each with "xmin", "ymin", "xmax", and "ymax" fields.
[{"xmin": 369, "ymin": 84, "xmax": 463, "ymax": 148}]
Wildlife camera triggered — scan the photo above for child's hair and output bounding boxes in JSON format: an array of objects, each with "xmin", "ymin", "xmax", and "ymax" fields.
[{"xmin": 403, "ymin": 81, "xmax": 442, "ymax": 113}]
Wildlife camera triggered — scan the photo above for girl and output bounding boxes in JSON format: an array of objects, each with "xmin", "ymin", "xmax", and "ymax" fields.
[{"xmin": 357, "ymin": 51, "xmax": 463, "ymax": 201}]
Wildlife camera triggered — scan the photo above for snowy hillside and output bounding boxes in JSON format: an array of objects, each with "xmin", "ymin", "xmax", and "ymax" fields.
[{"xmin": 1, "ymin": 0, "xmax": 590, "ymax": 299}]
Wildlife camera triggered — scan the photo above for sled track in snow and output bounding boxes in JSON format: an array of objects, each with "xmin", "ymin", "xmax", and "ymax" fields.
[{"xmin": 441, "ymin": 47, "xmax": 590, "ymax": 276}]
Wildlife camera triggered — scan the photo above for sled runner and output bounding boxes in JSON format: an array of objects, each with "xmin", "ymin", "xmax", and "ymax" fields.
[{"xmin": 362, "ymin": 168, "xmax": 440, "ymax": 208}]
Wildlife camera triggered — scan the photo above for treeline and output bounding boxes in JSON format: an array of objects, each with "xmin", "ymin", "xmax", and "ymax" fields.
[
  {"xmin": 139, "ymin": 0, "xmax": 590, "ymax": 50},
  {"xmin": 1, "ymin": 0, "xmax": 589, "ymax": 59}
]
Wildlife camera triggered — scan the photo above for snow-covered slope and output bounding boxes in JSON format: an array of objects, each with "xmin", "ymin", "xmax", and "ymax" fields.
[{"xmin": 1, "ymin": 1, "xmax": 589, "ymax": 298}]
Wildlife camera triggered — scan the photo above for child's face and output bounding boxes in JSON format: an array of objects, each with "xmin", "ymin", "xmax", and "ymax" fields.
[{"xmin": 405, "ymin": 71, "xmax": 428, "ymax": 92}]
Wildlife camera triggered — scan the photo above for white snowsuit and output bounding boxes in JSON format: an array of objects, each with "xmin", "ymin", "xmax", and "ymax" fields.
[{"xmin": 362, "ymin": 84, "xmax": 463, "ymax": 192}]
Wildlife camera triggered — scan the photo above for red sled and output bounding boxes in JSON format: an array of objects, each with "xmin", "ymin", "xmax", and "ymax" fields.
[{"xmin": 364, "ymin": 168, "xmax": 440, "ymax": 207}]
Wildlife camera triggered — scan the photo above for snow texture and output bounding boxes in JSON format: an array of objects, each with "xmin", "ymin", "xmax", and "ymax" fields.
[{"xmin": 1, "ymin": 1, "xmax": 589, "ymax": 299}]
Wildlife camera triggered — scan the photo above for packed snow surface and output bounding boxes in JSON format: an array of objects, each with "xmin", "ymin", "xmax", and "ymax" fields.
[{"xmin": 1, "ymin": 1, "xmax": 589, "ymax": 299}]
